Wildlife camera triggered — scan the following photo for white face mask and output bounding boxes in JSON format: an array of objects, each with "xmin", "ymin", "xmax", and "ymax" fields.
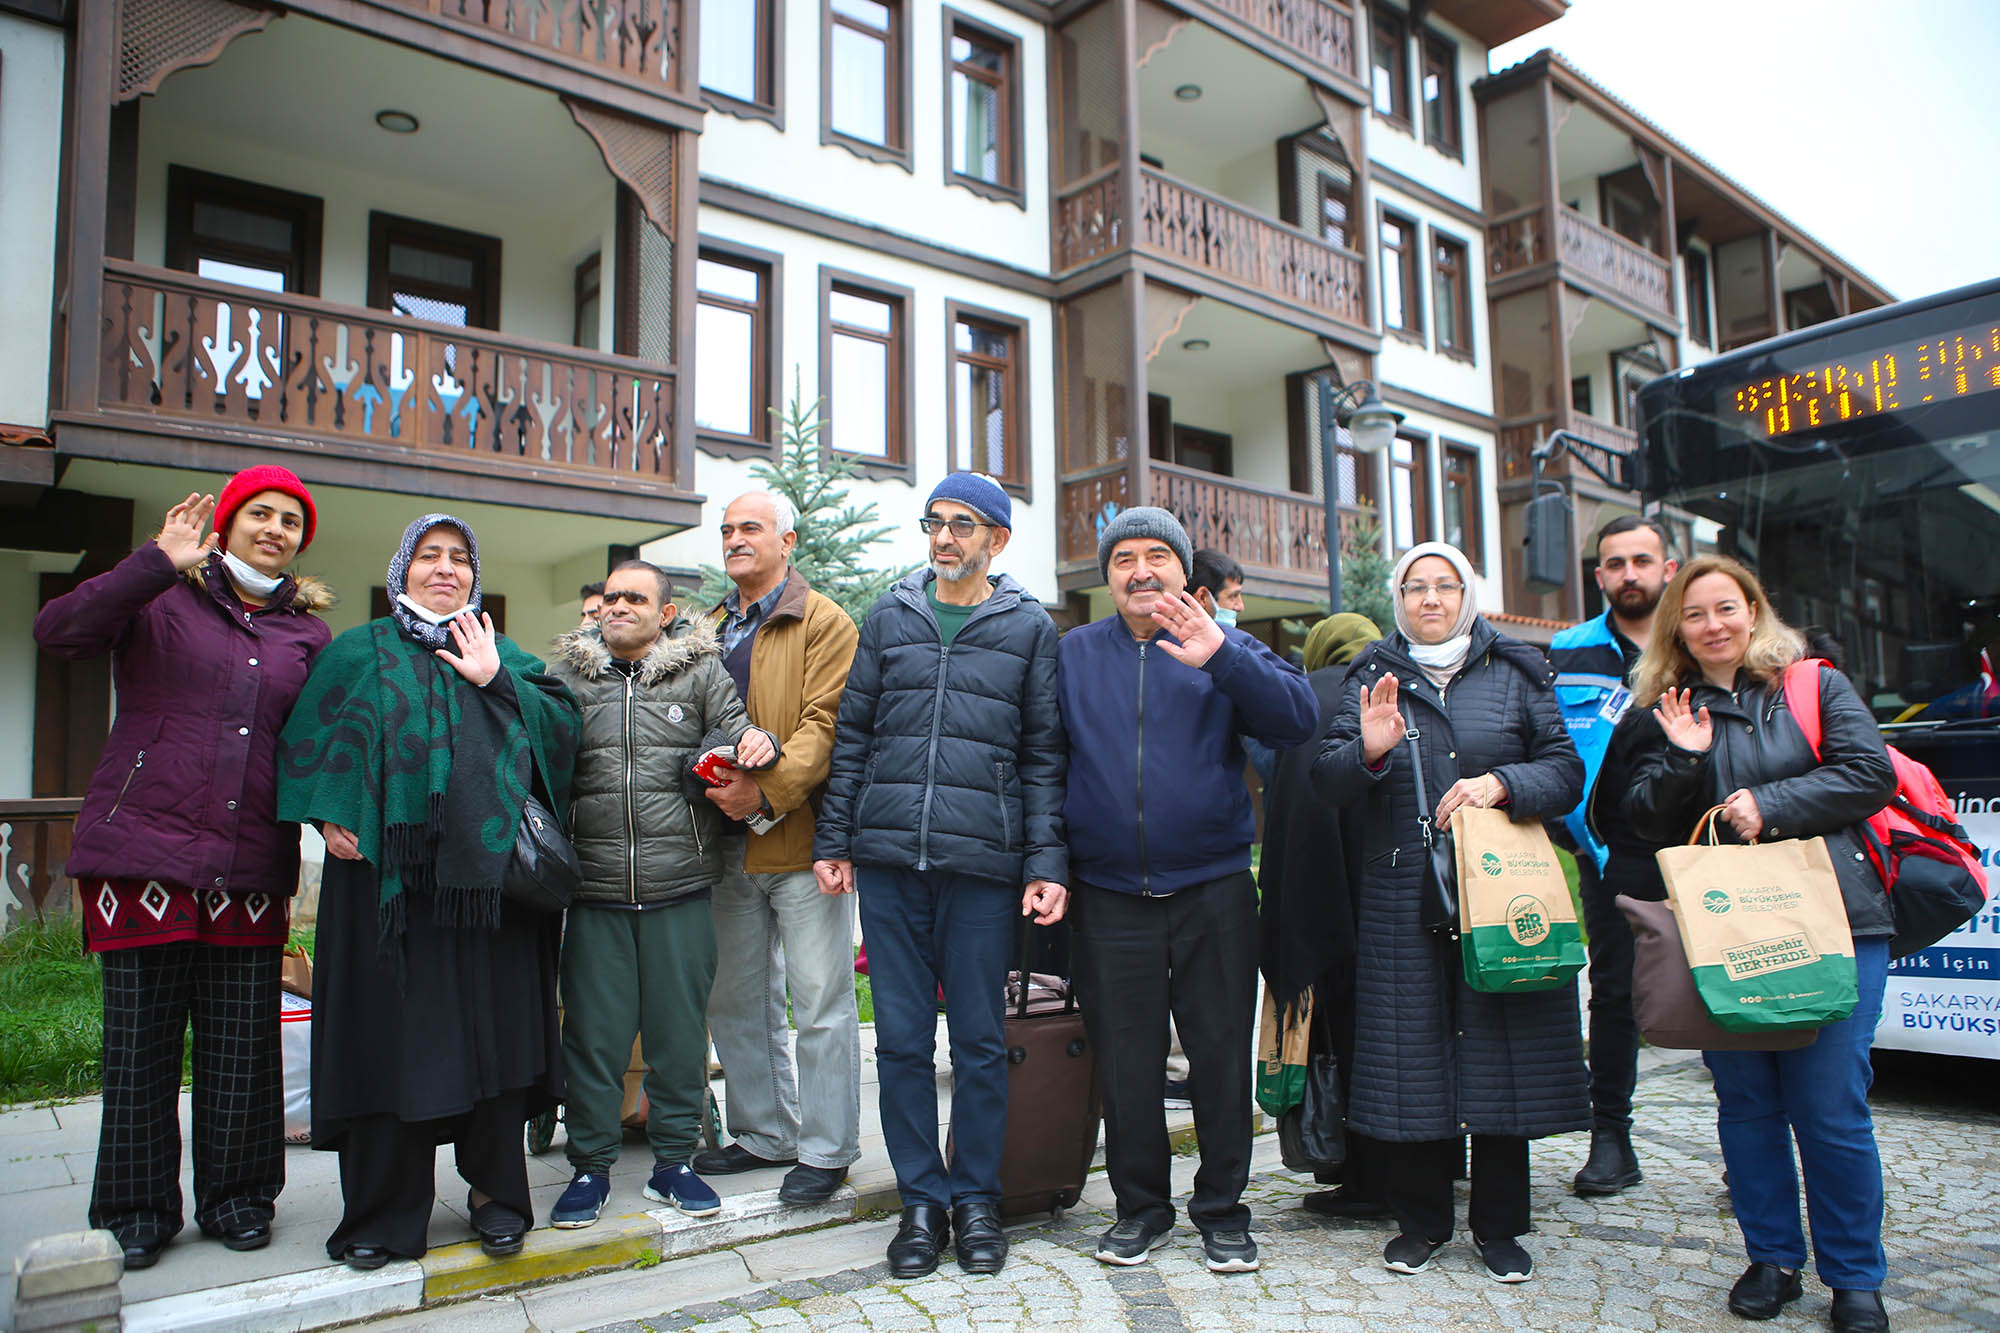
[
  {"xmin": 1213, "ymin": 607, "xmax": 1238, "ymax": 629},
  {"xmin": 221, "ymin": 550, "xmax": 283, "ymax": 598},
  {"xmin": 396, "ymin": 592, "xmax": 456, "ymax": 625}
]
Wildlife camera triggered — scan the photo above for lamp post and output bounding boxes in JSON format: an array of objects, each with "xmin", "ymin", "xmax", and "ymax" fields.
[{"xmin": 1314, "ymin": 378, "xmax": 1404, "ymax": 613}]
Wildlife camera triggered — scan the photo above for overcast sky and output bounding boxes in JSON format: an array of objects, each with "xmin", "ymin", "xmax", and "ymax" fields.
[{"xmin": 1490, "ymin": 0, "xmax": 2000, "ymax": 304}]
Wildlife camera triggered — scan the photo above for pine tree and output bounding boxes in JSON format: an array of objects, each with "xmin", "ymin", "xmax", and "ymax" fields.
[
  {"xmin": 694, "ymin": 373, "xmax": 915, "ymax": 623},
  {"xmin": 1337, "ymin": 517, "xmax": 1397, "ymax": 631}
]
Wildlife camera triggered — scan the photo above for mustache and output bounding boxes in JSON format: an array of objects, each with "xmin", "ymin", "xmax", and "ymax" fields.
[{"xmin": 1126, "ymin": 577, "xmax": 1165, "ymax": 592}]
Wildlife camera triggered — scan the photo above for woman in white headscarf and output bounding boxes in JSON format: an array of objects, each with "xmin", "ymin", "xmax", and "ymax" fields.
[{"xmin": 1311, "ymin": 542, "xmax": 1586, "ymax": 1285}]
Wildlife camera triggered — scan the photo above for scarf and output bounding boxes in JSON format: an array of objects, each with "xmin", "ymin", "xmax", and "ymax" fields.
[
  {"xmin": 1303, "ymin": 612, "xmax": 1382, "ymax": 673},
  {"xmin": 1391, "ymin": 541, "xmax": 1478, "ymax": 685},
  {"xmin": 386, "ymin": 513, "xmax": 482, "ymax": 650}
]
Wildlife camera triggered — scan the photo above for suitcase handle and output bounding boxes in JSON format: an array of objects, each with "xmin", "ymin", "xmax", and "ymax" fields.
[{"xmin": 1011, "ymin": 915, "xmax": 1078, "ymax": 1018}]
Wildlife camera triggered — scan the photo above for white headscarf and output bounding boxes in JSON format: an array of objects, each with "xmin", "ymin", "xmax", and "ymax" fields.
[{"xmin": 1390, "ymin": 542, "xmax": 1479, "ymax": 681}]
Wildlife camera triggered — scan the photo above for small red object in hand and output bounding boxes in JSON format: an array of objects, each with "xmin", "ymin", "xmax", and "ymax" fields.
[{"xmin": 691, "ymin": 745, "xmax": 738, "ymax": 787}]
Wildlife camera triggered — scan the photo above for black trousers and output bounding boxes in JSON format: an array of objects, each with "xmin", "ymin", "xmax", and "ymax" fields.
[
  {"xmin": 1380, "ymin": 1134, "xmax": 1529, "ymax": 1243},
  {"xmin": 325, "ymin": 1090, "xmax": 530, "ymax": 1260},
  {"xmin": 90, "ymin": 943, "xmax": 284, "ymax": 1243},
  {"xmin": 1073, "ymin": 871, "xmax": 1258, "ymax": 1235},
  {"xmin": 1579, "ymin": 858, "xmax": 1641, "ymax": 1133}
]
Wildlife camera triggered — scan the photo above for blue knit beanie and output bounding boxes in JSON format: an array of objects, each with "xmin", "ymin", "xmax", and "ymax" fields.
[
  {"xmin": 1097, "ymin": 506, "xmax": 1193, "ymax": 581},
  {"xmin": 927, "ymin": 472, "xmax": 1011, "ymax": 529}
]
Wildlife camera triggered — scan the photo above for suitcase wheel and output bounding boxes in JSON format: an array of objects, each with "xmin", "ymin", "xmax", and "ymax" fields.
[
  {"xmin": 1067, "ymin": 1039, "xmax": 1086, "ymax": 1058},
  {"xmin": 1008, "ymin": 1046, "xmax": 1028, "ymax": 1065}
]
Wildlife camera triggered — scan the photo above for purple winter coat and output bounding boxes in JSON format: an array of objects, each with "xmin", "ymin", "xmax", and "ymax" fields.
[{"xmin": 35, "ymin": 543, "xmax": 333, "ymax": 897}]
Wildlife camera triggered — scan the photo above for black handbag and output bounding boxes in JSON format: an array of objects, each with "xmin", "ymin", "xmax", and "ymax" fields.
[
  {"xmin": 504, "ymin": 792, "xmax": 581, "ymax": 914},
  {"xmin": 1405, "ymin": 727, "xmax": 1459, "ymax": 935}
]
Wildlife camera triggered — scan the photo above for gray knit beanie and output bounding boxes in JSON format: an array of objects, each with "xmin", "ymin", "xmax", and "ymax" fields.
[{"xmin": 1097, "ymin": 506, "xmax": 1193, "ymax": 581}]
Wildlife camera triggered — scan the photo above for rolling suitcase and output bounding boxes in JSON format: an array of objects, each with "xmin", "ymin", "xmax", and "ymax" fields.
[{"xmin": 990, "ymin": 920, "xmax": 1101, "ymax": 1219}]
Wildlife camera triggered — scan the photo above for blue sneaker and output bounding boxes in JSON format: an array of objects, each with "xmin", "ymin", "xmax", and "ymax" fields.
[
  {"xmin": 644, "ymin": 1162, "xmax": 722, "ymax": 1217},
  {"xmin": 551, "ymin": 1171, "xmax": 611, "ymax": 1229}
]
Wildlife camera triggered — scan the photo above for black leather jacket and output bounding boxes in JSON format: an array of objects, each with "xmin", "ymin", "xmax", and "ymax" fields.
[{"xmin": 1625, "ymin": 663, "xmax": 1897, "ymax": 937}]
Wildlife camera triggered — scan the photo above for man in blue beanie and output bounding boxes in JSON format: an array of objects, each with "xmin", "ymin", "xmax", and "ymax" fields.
[{"xmin": 815, "ymin": 472, "xmax": 1068, "ymax": 1279}]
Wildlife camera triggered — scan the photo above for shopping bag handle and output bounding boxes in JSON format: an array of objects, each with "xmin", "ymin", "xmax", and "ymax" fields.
[{"xmin": 1687, "ymin": 805, "xmax": 1732, "ymax": 846}]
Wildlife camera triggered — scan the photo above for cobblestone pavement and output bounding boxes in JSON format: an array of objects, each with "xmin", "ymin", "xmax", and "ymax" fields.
[{"xmin": 588, "ymin": 1054, "xmax": 2000, "ymax": 1333}]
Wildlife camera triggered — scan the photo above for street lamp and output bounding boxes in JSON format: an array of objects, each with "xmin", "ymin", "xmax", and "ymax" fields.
[{"xmin": 1314, "ymin": 379, "xmax": 1405, "ymax": 612}]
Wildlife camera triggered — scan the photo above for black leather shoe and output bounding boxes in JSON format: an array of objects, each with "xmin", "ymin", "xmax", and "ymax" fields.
[
  {"xmin": 119, "ymin": 1235, "xmax": 169, "ymax": 1270},
  {"xmin": 340, "ymin": 1244, "xmax": 392, "ymax": 1271},
  {"xmin": 778, "ymin": 1163, "xmax": 849, "ymax": 1205},
  {"xmin": 691, "ymin": 1142, "xmax": 797, "ymax": 1175},
  {"xmin": 219, "ymin": 1222, "xmax": 271, "ymax": 1252},
  {"xmin": 1830, "ymin": 1289, "xmax": 1889, "ymax": 1333},
  {"xmin": 1727, "ymin": 1262, "xmax": 1804, "ymax": 1319},
  {"xmin": 952, "ymin": 1202, "xmax": 1008, "ymax": 1274},
  {"xmin": 468, "ymin": 1195, "xmax": 526, "ymax": 1258},
  {"xmin": 1301, "ymin": 1189, "xmax": 1390, "ymax": 1220},
  {"xmin": 1574, "ymin": 1128, "xmax": 1644, "ymax": 1196},
  {"xmin": 886, "ymin": 1204, "xmax": 950, "ymax": 1279}
]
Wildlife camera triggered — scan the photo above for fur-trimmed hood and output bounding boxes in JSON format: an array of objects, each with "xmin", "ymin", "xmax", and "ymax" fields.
[
  {"xmin": 184, "ymin": 558, "xmax": 336, "ymax": 613},
  {"xmin": 554, "ymin": 614, "xmax": 721, "ymax": 685}
]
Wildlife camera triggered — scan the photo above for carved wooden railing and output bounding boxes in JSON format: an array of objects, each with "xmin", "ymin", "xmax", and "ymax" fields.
[
  {"xmin": 99, "ymin": 261, "xmax": 677, "ymax": 485},
  {"xmin": 0, "ymin": 799, "xmax": 82, "ymax": 927},
  {"xmin": 1054, "ymin": 166, "xmax": 1122, "ymax": 273},
  {"xmin": 1486, "ymin": 204, "xmax": 1549, "ymax": 279},
  {"xmin": 1497, "ymin": 416, "xmax": 1551, "ymax": 482},
  {"xmin": 1197, "ymin": 0, "xmax": 1357, "ymax": 82},
  {"xmin": 1060, "ymin": 463, "xmax": 1132, "ymax": 564},
  {"xmin": 1138, "ymin": 168, "xmax": 1368, "ymax": 330},
  {"xmin": 1151, "ymin": 462, "xmax": 1328, "ymax": 579},
  {"xmin": 1556, "ymin": 209, "xmax": 1673, "ymax": 321},
  {"xmin": 378, "ymin": 0, "xmax": 684, "ymax": 96},
  {"xmin": 1497, "ymin": 413, "xmax": 1638, "ymax": 486}
]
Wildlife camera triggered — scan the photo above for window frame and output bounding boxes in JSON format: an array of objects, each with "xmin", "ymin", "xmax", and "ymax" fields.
[
  {"xmin": 164, "ymin": 164, "xmax": 324, "ymax": 296},
  {"xmin": 700, "ymin": 0, "xmax": 786, "ymax": 128},
  {"xmin": 1387, "ymin": 429, "xmax": 1432, "ymax": 553},
  {"xmin": 1419, "ymin": 28, "xmax": 1461, "ymax": 159},
  {"xmin": 1377, "ymin": 206, "xmax": 1424, "ymax": 343},
  {"xmin": 1440, "ymin": 441, "xmax": 1483, "ymax": 573},
  {"xmin": 1430, "ymin": 227, "xmax": 1473, "ymax": 361},
  {"xmin": 365, "ymin": 210, "xmax": 503, "ymax": 331},
  {"xmin": 1685, "ymin": 247, "xmax": 1714, "ymax": 348},
  {"xmin": 821, "ymin": 0, "xmax": 912, "ymax": 171},
  {"xmin": 817, "ymin": 267, "xmax": 915, "ymax": 481},
  {"xmin": 945, "ymin": 300, "xmax": 1031, "ymax": 498},
  {"xmin": 941, "ymin": 10, "xmax": 1024, "ymax": 206},
  {"xmin": 694, "ymin": 239, "xmax": 784, "ymax": 460},
  {"xmin": 1369, "ymin": 4, "xmax": 1411, "ymax": 128}
]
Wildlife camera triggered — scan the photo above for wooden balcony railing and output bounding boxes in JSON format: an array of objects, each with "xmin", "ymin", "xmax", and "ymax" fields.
[
  {"xmin": 1060, "ymin": 463, "xmax": 1131, "ymax": 564},
  {"xmin": 1054, "ymin": 166, "xmax": 1122, "ymax": 273},
  {"xmin": 379, "ymin": 0, "xmax": 684, "ymax": 98},
  {"xmin": 1486, "ymin": 204, "xmax": 1549, "ymax": 279},
  {"xmin": 0, "ymin": 799, "xmax": 83, "ymax": 926},
  {"xmin": 99, "ymin": 261, "xmax": 677, "ymax": 486},
  {"xmin": 1196, "ymin": 0, "xmax": 1358, "ymax": 82},
  {"xmin": 1151, "ymin": 461, "xmax": 1328, "ymax": 580},
  {"xmin": 1556, "ymin": 209, "xmax": 1674, "ymax": 321},
  {"xmin": 1497, "ymin": 413, "xmax": 1638, "ymax": 487},
  {"xmin": 1137, "ymin": 168, "xmax": 1369, "ymax": 330}
]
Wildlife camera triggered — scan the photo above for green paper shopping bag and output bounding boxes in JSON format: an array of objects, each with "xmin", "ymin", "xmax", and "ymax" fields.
[{"xmin": 1454, "ymin": 807, "xmax": 1586, "ymax": 992}]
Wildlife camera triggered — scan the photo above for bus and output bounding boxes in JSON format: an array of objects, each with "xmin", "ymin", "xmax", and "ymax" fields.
[{"xmin": 1636, "ymin": 277, "xmax": 2000, "ymax": 1060}]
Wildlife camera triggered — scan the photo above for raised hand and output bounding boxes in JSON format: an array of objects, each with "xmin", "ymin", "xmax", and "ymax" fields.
[
  {"xmin": 1652, "ymin": 687, "xmax": 1714, "ymax": 752},
  {"xmin": 157, "ymin": 492, "xmax": 219, "ymax": 571},
  {"xmin": 436, "ymin": 609, "xmax": 501, "ymax": 687},
  {"xmin": 1150, "ymin": 590, "xmax": 1226, "ymax": 668},
  {"xmin": 1358, "ymin": 672, "xmax": 1405, "ymax": 765}
]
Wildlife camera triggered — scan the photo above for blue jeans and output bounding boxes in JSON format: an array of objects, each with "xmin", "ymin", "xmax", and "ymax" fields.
[
  {"xmin": 1703, "ymin": 936, "xmax": 1890, "ymax": 1290},
  {"xmin": 855, "ymin": 865, "xmax": 1014, "ymax": 1209}
]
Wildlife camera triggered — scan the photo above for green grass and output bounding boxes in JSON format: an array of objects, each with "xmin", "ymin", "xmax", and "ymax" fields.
[
  {"xmin": 1554, "ymin": 844, "xmax": 1587, "ymax": 946},
  {"xmin": 0, "ymin": 918, "xmax": 105, "ymax": 1104}
]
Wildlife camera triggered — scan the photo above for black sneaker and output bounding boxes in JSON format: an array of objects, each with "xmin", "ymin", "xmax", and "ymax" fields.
[
  {"xmin": 1383, "ymin": 1232, "xmax": 1445, "ymax": 1274},
  {"xmin": 1475, "ymin": 1234, "xmax": 1534, "ymax": 1283},
  {"xmin": 778, "ymin": 1163, "xmax": 849, "ymax": 1205},
  {"xmin": 1202, "ymin": 1229, "xmax": 1259, "ymax": 1272},
  {"xmin": 1093, "ymin": 1217, "xmax": 1170, "ymax": 1266}
]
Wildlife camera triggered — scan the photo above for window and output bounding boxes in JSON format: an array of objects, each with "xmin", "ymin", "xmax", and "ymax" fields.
[
  {"xmin": 945, "ymin": 16, "xmax": 1019, "ymax": 200},
  {"xmin": 1685, "ymin": 249, "xmax": 1713, "ymax": 348},
  {"xmin": 695, "ymin": 248, "xmax": 777, "ymax": 447},
  {"xmin": 1570, "ymin": 375, "xmax": 1594, "ymax": 416},
  {"xmin": 1432, "ymin": 231, "xmax": 1472, "ymax": 359},
  {"xmin": 1441, "ymin": 444, "xmax": 1482, "ymax": 571},
  {"xmin": 1420, "ymin": 31, "xmax": 1460, "ymax": 156},
  {"xmin": 824, "ymin": 0, "xmax": 909, "ymax": 167},
  {"xmin": 165, "ymin": 165, "xmax": 323, "ymax": 295},
  {"xmin": 1318, "ymin": 173, "xmax": 1352, "ymax": 250},
  {"xmin": 367, "ymin": 212, "xmax": 502, "ymax": 330},
  {"xmin": 1388, "ymin": 432, "xmax": 1430, "ymax": 551},
  {"xmin": 701, "ymin": 0, "xmax": 781, "ymax": 120},
  {"xmin": 573, "ymin": 254, "xmax": 602, "ymax": 350},
  {"xmin": 820, "ymin": 272, "xmax": 911, "ymax": 473},
  {"xmin": 948, "ymin": 307, "xmax": 1027, "ymax": 489},
  {"xmin": 1380, "ymin": 210, "xmax": 1422, "ymax": 339},
  {"xmin": 1370, "ymin": 6, "xmax": 1409, "ymax": 124}
]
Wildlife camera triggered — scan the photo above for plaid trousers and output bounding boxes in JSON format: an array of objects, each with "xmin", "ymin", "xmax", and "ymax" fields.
[{"xmin": 90, "ymin": 943, "xmax": 285, "ymax": 1242}]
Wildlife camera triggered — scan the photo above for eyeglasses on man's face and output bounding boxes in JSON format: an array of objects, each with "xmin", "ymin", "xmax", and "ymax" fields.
[
  {"xmin": 918, "ymin": 514, "xmax": 996, "ymax": 538},
  {"xmin": 1399, "ymin": 580, "xmax": 1465, "ymax": 599}
]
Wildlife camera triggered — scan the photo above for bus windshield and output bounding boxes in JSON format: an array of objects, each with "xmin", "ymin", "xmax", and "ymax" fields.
[{"xmin": 1637, "ymin": 280, "xmax": 2000, "ymax": 727}]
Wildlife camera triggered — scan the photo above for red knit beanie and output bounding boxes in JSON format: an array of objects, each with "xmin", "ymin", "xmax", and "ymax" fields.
[{"xmin": 213, "ymin": 465, "xmax": 318, "ymax": 551}]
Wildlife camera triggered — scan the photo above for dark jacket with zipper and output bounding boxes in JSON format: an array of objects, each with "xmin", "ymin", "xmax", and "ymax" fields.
[
  {"xmin": 1058, "ymin": 616, "xmax": 1316, "ymax": 896},
  {"xmin": 1624, "ymin": 663, "xmax": 1896, "ymax": 937},
  {"xmin": 814, "ymin": 570, "xmax": 1066, "ymax": 888},
  {"xmin": 33, "ymin": 543, "xmax": 332, "ymax": 897},
  {"xmin": 1310, "ymin": 620, "xmax": 1588, "ymax": 1142},
  {"xmin": 552, "ymin": 617, "xmax": 774, "ymax": 908}
]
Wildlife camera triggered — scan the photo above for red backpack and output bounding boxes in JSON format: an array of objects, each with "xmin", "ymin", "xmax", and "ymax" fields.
[{"xmin": 1782, "ymin": 659, "xmax": 1990, "ymax": 957}]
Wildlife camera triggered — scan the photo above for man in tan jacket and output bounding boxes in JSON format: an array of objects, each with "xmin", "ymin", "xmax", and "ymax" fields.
[{"xmin": 694, "ymin": 490, "xmax": 862, "ymax": 1204}]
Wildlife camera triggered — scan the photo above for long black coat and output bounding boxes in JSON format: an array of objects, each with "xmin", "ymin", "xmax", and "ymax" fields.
[{"xmin": 1311, "ymin": 621, "xmax": 1589, "ymax": 1142}]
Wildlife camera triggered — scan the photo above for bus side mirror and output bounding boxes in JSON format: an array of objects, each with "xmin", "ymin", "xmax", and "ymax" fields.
[{"xmin": 1524, "ymin": 491, "xmax": 1573, "ymax": 593}]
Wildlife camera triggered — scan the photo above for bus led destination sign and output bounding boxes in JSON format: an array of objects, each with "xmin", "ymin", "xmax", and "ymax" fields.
[{"xmin": 1728, "ymin": 319, "xmax": 2000, "ymax": 438}]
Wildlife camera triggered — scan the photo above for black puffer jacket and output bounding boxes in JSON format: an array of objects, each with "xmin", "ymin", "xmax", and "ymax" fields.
[
  {"xmin": 1624, "ymin": 663, "xmax": 1896, "ymax": 937},
  {"xmin": 815, "ymin": 571, "xmax": 1066, "ymax": 888},
  {"xmin": 1311, "ymin": 620, "xmax": 1588, "ymax": 1143}
]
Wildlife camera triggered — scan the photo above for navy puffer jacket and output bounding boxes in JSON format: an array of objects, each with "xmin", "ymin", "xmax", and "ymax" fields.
[
  {"xmin": 1311, "ymin": 620, "xmax": 1589, "ymax": 1142},
  {"xmin": 814, "ymin": 571, "xmax": 1067, "ymax": 888}
]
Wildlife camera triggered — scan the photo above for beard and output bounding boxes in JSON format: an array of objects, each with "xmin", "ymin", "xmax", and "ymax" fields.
[
  {"xmin": 1609, "ymin": 582, "xmax": 1664, "ymax": 617},
  {"xmin": 932, "ymin": 546, "xmax": 991, "ymax": 584}
]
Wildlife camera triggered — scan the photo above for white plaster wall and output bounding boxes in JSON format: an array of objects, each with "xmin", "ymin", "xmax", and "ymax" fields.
[
  {"xmin": 699, "ymin": 0, "xmax": 1050, "ymax": 275},
  {"xmin": 648, "ymin": 207, "xmax": 1060, "ymax": 604},
  {"xmin": 1370, "ymin": 184, "xmax": 1492, "ymax": 416},
  {"xmin": 1153, "ymin": 378, "xmax": 1292, "ymax": 495},
  {"xmin": 0, "ymin": 552, "xmax": 42, "ymax": 799},
  {"xmin": 1365, "ymin": 16, "xmax": 1483, "ymax": 212},
  {"xmin": 0, "ymin": 15, "xmax": 64, "ymax": 427}
]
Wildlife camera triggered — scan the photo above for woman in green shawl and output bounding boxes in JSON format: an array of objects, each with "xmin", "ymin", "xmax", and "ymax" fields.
[{"xmin": 279, "ymin": 514, "xmax": 579, "ymax": 1269}]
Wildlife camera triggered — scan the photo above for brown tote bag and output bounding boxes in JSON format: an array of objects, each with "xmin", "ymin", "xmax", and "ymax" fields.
[{"xmin": 1617, "ymin": 894, "xmax": 1816, "ymax": 1052}]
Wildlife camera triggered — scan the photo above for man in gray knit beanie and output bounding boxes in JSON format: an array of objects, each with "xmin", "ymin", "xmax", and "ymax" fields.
[{"xmin": 1097, "ymin": 506, "xmax": 1192, "ymax": 583}]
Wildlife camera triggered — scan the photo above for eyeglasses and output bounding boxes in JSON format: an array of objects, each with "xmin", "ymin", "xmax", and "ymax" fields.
[
  {"xmin": 600, "ymin": 589, "xmax": 653, "ymax": 606},
  {"xmin": 1399, "ymin": 580, "xmax": 1465, "ymax": 599},
  {"xmin": 918, "ymin": 515, "xmax": 997, "ymax": 538}
]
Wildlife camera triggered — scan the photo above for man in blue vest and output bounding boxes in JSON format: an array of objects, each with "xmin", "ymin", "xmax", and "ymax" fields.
[{"xmin": 1546, "ymin": 514, "xmax": 1676, "ymax": 1197}]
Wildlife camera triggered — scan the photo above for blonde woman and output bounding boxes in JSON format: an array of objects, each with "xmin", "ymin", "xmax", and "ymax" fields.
[{"xmin": 1625, "ymin": 555, "xmax": 1896, "ymax": 1333}]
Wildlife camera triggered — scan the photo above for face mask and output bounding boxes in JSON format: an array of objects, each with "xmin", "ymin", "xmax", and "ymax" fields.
[
  {"xmin": 1213, "ymin": 607, "xmax": 1238, "ymax": 629},
  {"xmin": 221, "ymin": 550, "xmax": 283, "ymax": 598}
]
